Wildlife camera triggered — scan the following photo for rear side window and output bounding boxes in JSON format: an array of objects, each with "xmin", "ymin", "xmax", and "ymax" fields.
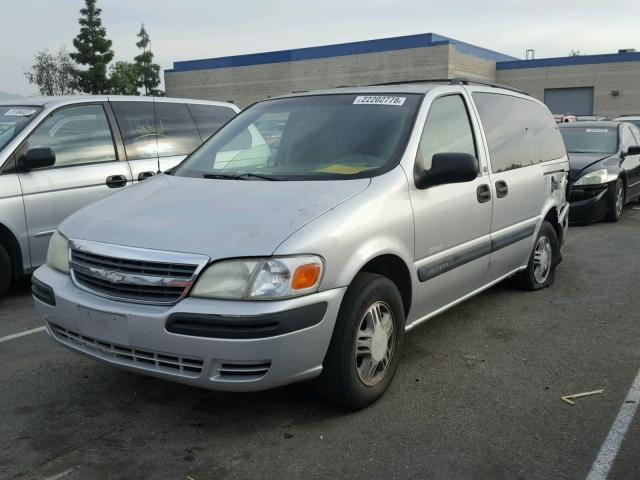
[
  {"xmin": 473, "ymin": 93, "xmax": 565, "ymax": 173},
  {"xmin": 186, "ymin": 104, "xmax": 236, "ymax": 140},
  {"xmin": 417, "ymin": 95, "xmax": 476, "ymax": 170},
  {"xmin": 155, "ymin": 103, "xmax": 201, "ymax": 157},
  {"xmin": 111, "ymin": 101, "xmax": 158, "ymax": 160}
]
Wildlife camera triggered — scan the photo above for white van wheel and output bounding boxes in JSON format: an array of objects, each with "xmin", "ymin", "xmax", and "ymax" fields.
[
  {"xmin": 0, "ymin": 244, "xmax": 12, "ymax": 297},
  {"xmin": 313, "ymin": 273, "xmax": 405, "ymax": 409},
  {"xmin": 513, "ymin": 221, "xmax": 559, "ymax": 291}
]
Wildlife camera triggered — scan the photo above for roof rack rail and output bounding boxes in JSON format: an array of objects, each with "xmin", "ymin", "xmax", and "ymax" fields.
[
  {"xmin": 368, "ymin": 79, "xmax": 454, "ymax": 87},
  {"xmin": 448, "ymin": 77, "xmax": 527, "ymax": 95},
  {"xmin": 368, "ymin": 77, "xmax": 527, "ymax": 95}
]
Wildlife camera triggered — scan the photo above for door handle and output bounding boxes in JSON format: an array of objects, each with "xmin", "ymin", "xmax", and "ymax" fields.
[
  {"xmin": 495, "ymin": 180, "xmax": 509, "ymax": 198},
  {"xmin": 138, "ymin": 171, "xmax": 156, "ymax": 181},
  {"xmin": 106, "ymin": 175, "xmax": 128, "ymax": 188},
  {"xmin": 477, "ymin": 184, "xmax": 492, "ymax": 203}
]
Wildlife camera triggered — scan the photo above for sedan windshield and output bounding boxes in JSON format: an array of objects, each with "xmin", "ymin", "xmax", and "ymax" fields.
[
  {"xmin": 173, "ymin": 94, "xmax": 421, "ymax": 180},
  {"xmin": 0, "ymin": 106, "xmax": 42, "ymax": 151},
  {"xmin": 559, "ymin": 126, "xmax": 619, "ymax": 154}
]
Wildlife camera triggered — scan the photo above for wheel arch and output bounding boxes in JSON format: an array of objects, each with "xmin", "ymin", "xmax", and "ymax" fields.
[
  {"xmin": 355, "ymin": 253, "xmax": 413, "ymax": 319},
  {"xmin": 0, "ymin": 223, "xmax": 24, "ymax": 278},
  {"xmin": 542, "ymin": 206, "xmax": 563, "ymax": 247}
]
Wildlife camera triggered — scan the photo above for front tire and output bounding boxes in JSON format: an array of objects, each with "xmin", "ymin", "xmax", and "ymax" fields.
[
  {"xmin": 313, "ymin": 273, "xmax": 405, "ymax": 409},
  {"xmin": 606, "ymin": 178, "xmax": 625, "ymax": 222},
  {"xmin": 0, "ymin": 244, "xmax": 12, "ymax": 297},
  {"xmin": 513, "ymin": 221, "xmax": 559, "ymax": 291}
]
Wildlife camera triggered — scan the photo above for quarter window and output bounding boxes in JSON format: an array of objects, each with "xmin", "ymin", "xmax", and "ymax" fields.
[
  {"xmin": 111, "ymin": 101, "xmax": 158, "ymax": 160},
  {"xmin": 155, "ymin": 103, "xmax": 201, "ymax": 157},
  {"xmin": 473, "ymin": 93, "xmax": 565, "ymax": 173},
  {"xmin": 25, "ymin": 104, "xmax": 116, "ymax": 167},
  {"xmin": 186, "ymin": 104, "xmax": 236, "ymax": 140},
  {"xmin": 417, "ymin": 95, "xmax": 476, "ymax": 171}
]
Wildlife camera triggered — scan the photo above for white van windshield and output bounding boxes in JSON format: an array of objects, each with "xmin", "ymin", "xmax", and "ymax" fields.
[
  {"xmin": 173, "ymin": 94, "xmax": 421, "ymax": 180},
  {"xmin": 0, "ymin": 106, "xmax": 42, "ymax": 151}
]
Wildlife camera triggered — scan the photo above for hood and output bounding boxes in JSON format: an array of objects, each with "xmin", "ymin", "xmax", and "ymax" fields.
[
  {"xmin": 60, "ymin": 174, "xmax": 370, "ymax": 259},
  {"xmin": 567, "ymin": 153, "xmax": 614, "ymax": 182}
]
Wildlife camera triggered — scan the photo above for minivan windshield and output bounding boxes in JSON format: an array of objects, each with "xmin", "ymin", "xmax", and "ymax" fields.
[
  {"xmin": 0, "ymin": 106, "xmax": 42, "ymax": 151},
  {"xmin": 173, "ymin": 94, "xmax": 421, "ymax": 180},
  {"xmin": 559, "ymin": 126, "xmax": 619, "ymax": 154}
]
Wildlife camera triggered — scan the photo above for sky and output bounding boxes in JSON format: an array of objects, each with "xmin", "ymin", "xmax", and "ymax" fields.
[{"xmin": 2, "ymin": 0, "xmax": 637, "ymax": 96}]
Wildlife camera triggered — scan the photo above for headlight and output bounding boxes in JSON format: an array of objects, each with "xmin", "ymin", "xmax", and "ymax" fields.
[
  {"xmin": 574, "ymin": 168, "xmax": 609, "ymax": 186},
  {"xmin": 190, "ymin": 256, "xmax": 324, "ymax": 300},
  {"xmin": 46, "ymin": 231, "xmax": 70, "ymax": 273}
]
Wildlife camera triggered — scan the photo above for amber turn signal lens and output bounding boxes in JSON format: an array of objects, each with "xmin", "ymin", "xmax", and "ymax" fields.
[{"xmin": 292, "ymin": 264, "xmax": 321, "ymax": 290}]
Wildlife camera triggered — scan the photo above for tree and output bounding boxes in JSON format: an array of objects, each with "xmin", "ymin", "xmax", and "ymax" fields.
[
  {"xmin": 109, "ymin": 61, "xmax": 140, "ymax": 95},
  {"xmin": 134, "ymin": 23, "xmax": 163, "ymax": 96},
  {"xmin": 70, "ymin": 0, "xmax": 114, "ymax": 94},
  {"xmin": 569, "ymin": 50, "xmax": 583, "ymax": 57},
  {"xmin": 24, "ymin": 47, "xmax": 77, "ymax": 96}
]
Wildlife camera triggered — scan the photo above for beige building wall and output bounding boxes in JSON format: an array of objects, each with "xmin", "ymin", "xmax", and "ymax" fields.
[
  {"xmin": 165, "ymin": 44, "xmax": 452, "ymax": 107},
  {"xmin": 496, "ymin": 62, "xmax": 640, "ymax": 119},
  {"xmin": 448, "ymin": 50, "xmax": 497, "ymax": 82},
  {"xmin": 166, "ymin": 44, "xmax": 506, "ymax": 107}
]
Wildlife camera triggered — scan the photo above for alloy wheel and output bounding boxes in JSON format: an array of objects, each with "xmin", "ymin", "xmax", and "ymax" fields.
[
  {"xmin": 533, "ymin": 236, "xmax": 553, "ymax": 284},
  {"xmin": 354, "ymin": 301, "xmax": 395, "ymax": 386}
]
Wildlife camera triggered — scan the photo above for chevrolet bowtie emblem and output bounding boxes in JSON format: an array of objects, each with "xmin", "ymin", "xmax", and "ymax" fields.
[{"xmin": 103, "ymin": 271, "xmax": 125, "ymax": 283}]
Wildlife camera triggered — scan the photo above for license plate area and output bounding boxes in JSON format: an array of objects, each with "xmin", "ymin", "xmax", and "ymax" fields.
[{"xmin": 77, "ymin": 306, "xmax": 129, "ymax": 345}]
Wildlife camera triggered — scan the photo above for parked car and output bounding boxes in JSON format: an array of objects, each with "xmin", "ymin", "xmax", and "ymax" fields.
[
  {"xmin": 614, "ymin": 115, "xmax": 640, "ymax": 128},
  {"xmin": 0, "ymin": 96, "xmax": 239, "ymax": 296},
  {"xmin": 559, "ymin": 121, "xmax": 640, "ymax": 223},
  {"xmin": 33, "ymin": 82, "xmax": 569, "ymax": 409},
  {"xmin": 554, "ymin": 114, "xmax": 577, "ymax": 123}
]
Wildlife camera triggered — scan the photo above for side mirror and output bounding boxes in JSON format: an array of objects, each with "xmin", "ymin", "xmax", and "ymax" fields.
[
  {"xmin": 415, "ymin": 152, "xmax": 479, "ymax": 189},
  {"xmin": 18, "ymin": 147, "xmax": 56, "ymax": 171},
  {"xmin": 625, "ymin": 145, "xmax": 640, "ymax": 156}
]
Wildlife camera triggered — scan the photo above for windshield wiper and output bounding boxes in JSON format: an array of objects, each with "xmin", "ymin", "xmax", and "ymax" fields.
[
  {"xmin": 202, "ymin": 173, "xmax": 242, "ymax": 180},
  {"xmin": 202, "ymin": 172, "xmax": 286, "ymax": 181},
  {"xmin": 237, "ymin": 172, "xmax": 286, "ymax": 181}
]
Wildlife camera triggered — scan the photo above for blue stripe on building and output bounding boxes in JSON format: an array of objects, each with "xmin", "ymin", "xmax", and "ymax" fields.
[{"xmin": 166, "ymin": 33, "xmax": 518, "ymax": 73}]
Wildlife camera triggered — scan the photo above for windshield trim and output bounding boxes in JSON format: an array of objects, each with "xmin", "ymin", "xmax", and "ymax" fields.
[{"xmin": 171, "ymin": 92, "xmax": 425, "ymax": 181}]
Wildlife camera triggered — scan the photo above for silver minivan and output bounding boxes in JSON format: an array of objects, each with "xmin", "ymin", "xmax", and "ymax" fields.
[
  {"xmin": 33, "ymin": 81, "xmax": 569, "ymax": 409},
  {"xmin": 0, "ymin": 96, "xmax": 239, "ymax": 295}
]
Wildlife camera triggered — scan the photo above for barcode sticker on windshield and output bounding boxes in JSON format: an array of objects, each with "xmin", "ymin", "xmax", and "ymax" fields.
[
  {"xmin": 3, "ymin": 108, "xmax": 37, "ymax": 116},
  {"xmin": 353, "ymin": 96, "xmax": 406, "ymax": 106},
  {"xmin": 586, "ymin": 128, "xmax": 609, "ymax": 133}
]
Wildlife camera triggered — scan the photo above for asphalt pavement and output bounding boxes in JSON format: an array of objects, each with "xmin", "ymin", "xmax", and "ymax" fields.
[{"xmin": 1, "ymin": 206, "xmax": 639, "ymax": 480}]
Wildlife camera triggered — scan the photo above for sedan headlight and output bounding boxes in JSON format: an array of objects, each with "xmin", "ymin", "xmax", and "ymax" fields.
[
  {"xmin": 574, "ymin": 168, "xmax": 609, "ymax": 186},
  {"xmin": 46, "ymin": 231, "xmax": 70, "ymax": 273},
  {"xmin": 190, "ymin": 256, "xmax": 324, "ymax": 300}
]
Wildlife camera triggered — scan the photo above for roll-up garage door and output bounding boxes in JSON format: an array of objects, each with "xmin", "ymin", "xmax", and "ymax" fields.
[{"xmin": 544, "ymin": 87, "xmax": 594, "ymax": 115}]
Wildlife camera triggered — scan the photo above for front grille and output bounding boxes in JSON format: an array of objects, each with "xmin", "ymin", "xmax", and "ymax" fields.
[
  {"xmin": 50, "ymin": 323, "xmax": 204, "ymax": 377},
  {"xmin": 74, "ymin": 270, "xmax": 186, "ymax": 303},
  {"xmin": 71, "ymin": 249, "xmax": 197, "ymax": 278},
  {"xmin": 69, "ymin": 243, "xmax": 207, "ymax": 305}
]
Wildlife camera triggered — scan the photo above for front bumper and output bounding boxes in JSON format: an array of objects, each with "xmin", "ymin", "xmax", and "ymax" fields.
[
  {"xmin": 569, "ymin": 183, "xmax": 610, "ymax": 224},
  {"xmin": 33, "ymin": 265, "xmax": 346, "ymax": 392}
]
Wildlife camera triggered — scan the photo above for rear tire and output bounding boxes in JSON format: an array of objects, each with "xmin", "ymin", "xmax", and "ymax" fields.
[
  {"xmin": 0, "ymin": 244, "xmax": 12, "ymax": 297},
  {"xmin": 513, "ymin": 221, "xmax": 559, "ymax": 291},
  {"xmin": 313, "ymin": 273, "xmax": 405, "ymax": 409},
  {"xmin": 606, "ymin": 178, "xmax": 625, "ymax": 222}
]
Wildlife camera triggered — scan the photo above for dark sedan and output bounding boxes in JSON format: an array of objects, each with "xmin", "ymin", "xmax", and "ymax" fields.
[{"xmin": 560, "ymin": 121, "xmax": 640, "ymax": 223}]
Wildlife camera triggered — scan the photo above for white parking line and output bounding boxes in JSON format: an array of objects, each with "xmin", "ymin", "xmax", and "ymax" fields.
[
  {"xmin": 42, "ymin": 467, "xmax": 75, "ymax": 480},
  {"xmin": 0, "ymin": 326, "xmax": 45, "ymax": 343},
  {"xmin": 585, "ymin": 367, "xmax": 640, "ymax": 480}
]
